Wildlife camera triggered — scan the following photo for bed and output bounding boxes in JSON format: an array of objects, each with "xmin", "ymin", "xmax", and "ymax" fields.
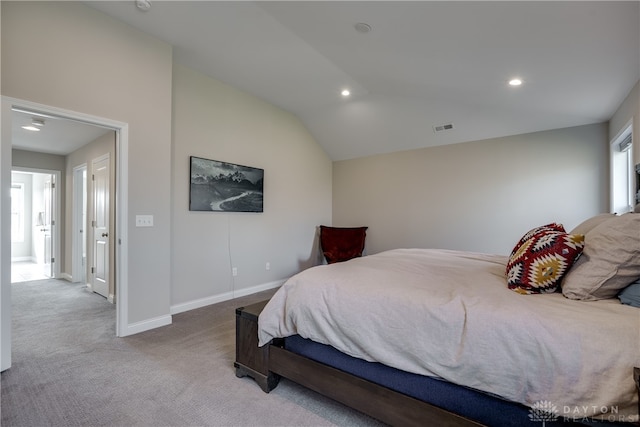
[{"xmin": 247, "ymin": 214, "xmax": 640, "ymax": 426}]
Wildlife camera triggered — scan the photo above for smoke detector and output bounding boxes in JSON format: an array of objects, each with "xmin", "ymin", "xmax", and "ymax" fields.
[{"xmin": 136, "ymin": 0, "xmax": 151, "ymax": 12}]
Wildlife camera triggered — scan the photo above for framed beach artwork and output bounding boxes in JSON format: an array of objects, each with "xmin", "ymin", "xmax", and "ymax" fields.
[{"xmin": 189, "ymin": 156, "xmax": 264, "ymax": 212}]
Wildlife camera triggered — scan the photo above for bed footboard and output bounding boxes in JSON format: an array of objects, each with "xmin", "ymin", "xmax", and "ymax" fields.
[{"xmin": 234, "ymin": 301, "xmax": 281, "ymax": 393}]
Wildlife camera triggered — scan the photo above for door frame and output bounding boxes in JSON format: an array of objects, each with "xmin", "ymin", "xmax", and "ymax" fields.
[
  {"xmin": 11, "ymin": 168, "xmax": 61, "ymax": 280},
  {"xmin": 72, "ymin": 163, "xmax": 87, "ymax": 285},
  {"xmin": 1, "ymin": 96, "xmax": 130, "ymax": 371}
]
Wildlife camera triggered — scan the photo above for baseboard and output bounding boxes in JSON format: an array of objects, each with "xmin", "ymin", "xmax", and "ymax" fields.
[
  {"xmin": 107, "ymin": 293, "xmax": 116, "ymax": 304},
  {"xmin": 232, "ymin": 279, "xmax": 284, "ymax": 298},
  {"xmin": 170, "ymin": 279, "xmax": 284, "ymax": 315},
  {"xmin": 11, "ymin": 256, "xmax": 35, "ymax": 262},
  {"xmin": 60, "ymin": 272, "xmax": 73, "ymax": 282},
  {"xmin": 121, "ymin": 314, "xmax": 172, "ymax": 336},
  {"xmin": 121, "ymin": 280, "xmax": 284, "ymax": 336}
]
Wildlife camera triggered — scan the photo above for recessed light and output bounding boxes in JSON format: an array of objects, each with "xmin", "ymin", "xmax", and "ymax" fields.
[
  {"xmin": 354, "ymin": 23, "xmax": 372, "ymax": 34},
  {"xmin": 509, "ymin": 78, "xmax": 523, "ymax": 86},
  {"xmin": 341, "ymin": 89, "xmax": 351, "ymax": 97},
  {"xmin": 22, "ymin": 118, "xmax": 45, "ymax": 132}
]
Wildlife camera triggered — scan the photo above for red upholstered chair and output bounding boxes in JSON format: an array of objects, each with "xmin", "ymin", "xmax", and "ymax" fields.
[{"xmin": 319, "ymin": 226, "xmax": 368, "ymax": 264}]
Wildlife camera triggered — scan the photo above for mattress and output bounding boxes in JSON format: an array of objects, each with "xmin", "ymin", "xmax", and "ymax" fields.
[{"xmin": 284, "ymin": 335, "xmax": 632, "ymax": 427}]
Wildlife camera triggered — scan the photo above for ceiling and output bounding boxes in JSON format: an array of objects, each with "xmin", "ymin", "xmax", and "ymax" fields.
[
  {"xmin": 12, "ymin": 109, "xmax": 112, "ymax": 156},
  {"xmin": 16, "ymin": 1, "xmax": 640, "ymax": 161}
]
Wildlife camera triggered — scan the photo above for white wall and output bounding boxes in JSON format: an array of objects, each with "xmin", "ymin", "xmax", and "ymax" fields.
[
  {"xmin": 333, "ymin": 123, "xmax": 609, "ymax": 256},
  {"xmin": 9, "ymin": 172, "xmax": 33, "ymax": 260},
  {"xmin": 2, "ymin": 2, "xmax": 173, "ymax": 329},
  {"xmin": 170, "ymin": 65, "xmax": 332, "ymax": 311}
]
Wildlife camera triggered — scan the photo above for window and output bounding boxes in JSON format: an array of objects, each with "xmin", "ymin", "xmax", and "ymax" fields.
[
  {"xmin": 11, "ymin": 183, "xmax": 25, "ymax": 243},
  {"xmin": 610, "ymin": 126, "xmax": 634, "ymax": 214}
]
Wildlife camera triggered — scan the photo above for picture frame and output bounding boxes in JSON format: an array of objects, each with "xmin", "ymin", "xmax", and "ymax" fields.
[{"xmin": 189, "ymin": 156, "xmax": 264, "ymax": 212}]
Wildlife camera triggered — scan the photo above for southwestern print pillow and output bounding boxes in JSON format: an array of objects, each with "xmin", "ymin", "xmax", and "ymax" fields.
[{"xmin": 507, "ymin": 229, "xmax": 585, "ymax": 294}]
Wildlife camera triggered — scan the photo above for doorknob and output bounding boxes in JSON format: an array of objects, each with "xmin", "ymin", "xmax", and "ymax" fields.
[{"xmin": 102, "ymin": 233, "xmax": 108, "ymax": 237}]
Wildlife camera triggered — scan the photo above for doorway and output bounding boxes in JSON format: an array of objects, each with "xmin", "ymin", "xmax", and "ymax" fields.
[
  {"xmin": 2, "ymin": 97, "xmax": 130, "ymax": 373},
  {"xmin": 10, "ymin": 170, "xmax": 59, "ymax": 283}
]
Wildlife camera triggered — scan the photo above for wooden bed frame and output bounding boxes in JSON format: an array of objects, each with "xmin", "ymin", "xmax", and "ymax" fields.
[{"xmin": 235, "ymin": 300, "xmax": 640, "ymax": 427}]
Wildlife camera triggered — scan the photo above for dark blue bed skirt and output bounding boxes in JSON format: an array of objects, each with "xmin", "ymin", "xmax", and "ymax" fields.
[{"xmin": 284, "ymin": 335, "xmax": 627, "ymax": 427}]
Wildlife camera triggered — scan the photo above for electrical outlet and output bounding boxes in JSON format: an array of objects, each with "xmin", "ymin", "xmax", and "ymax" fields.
[
  {"xmin": 265, "ymin": 262, "xmax": 270, "ymax": 271},
  {"xmin": 232, "ymin": 267, "xmax": 238, "ymax": 277}
]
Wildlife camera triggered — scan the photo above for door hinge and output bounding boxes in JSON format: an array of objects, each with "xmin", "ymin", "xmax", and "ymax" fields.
[
  {"xmin": 91, "ymin": 267, "xmax": 95, "ymax": 274},
  {"xmin": 51, "ymin": 257, "xmax": 55, "ymax": 263},
  {"xmin": 51, "ymin": 220, "xmax": 55, "ymax": 226},
  {"xmin": 51, "ymin": 183, "xmax": 55, "ymax": 189},
  {"xmin": 92, "ymin": 220, "xmax": 96, "ymax": 227},
  {"xmin": 92, "ymin": 174, "xmax": 95, "ymax": 181}
]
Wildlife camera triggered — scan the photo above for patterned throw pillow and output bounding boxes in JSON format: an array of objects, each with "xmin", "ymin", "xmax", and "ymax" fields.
[
  {"xmin": 510, "ymin": 223, "xmax": 566, "ymax": 255},
  {"xmin": 506, "ymin": 229, "xmax": 585, "ymax": 294}
]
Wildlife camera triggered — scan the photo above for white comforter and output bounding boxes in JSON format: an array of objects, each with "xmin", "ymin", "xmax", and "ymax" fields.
[{"xmin": 258, "ymin": 249, "xmax": 640, "ymax": 422}]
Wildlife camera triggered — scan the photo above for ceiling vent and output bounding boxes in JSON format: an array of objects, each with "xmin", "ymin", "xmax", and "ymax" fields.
[{"xmin": 433, "ymin": 123, "xmax": 454, "ymax": 133}]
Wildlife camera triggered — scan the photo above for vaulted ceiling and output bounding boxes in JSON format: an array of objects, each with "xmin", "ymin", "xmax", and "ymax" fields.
[{"xmin": 15, "ymin": 1, "xmax": 640, "ymax": 160}]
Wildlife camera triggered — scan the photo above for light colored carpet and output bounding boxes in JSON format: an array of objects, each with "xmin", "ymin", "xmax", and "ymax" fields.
[{"xmin": 1, "ymin": 279, "xmax": 384, "ymax": 426}]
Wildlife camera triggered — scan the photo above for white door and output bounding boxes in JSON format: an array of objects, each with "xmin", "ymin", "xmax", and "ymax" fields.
[
  {"xmin": 42, "ymin": 176, "xmax": 55, "ymax": 278},
  {"xmin": 91, "ymin": 156, "xmax": 109, "ymax": 298}
]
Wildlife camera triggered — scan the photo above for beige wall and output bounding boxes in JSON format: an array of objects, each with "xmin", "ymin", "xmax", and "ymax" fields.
[
  {"xmin": 65, "ymin": 133, "xmax": 116, "ymax": 296},
  {"xmin": 609, "ymin": 80, "xmax": 639, "ymax": 208},
  {"xmin": 609, "ymin": 80, "xmax": 640, "ymax": 165},
  {"xmin": 12, "ymin": 150, "xmax": 66, "ymax": 172},
  {"xmin": 2, "ymin": 2, "xmax": 332, "ymax": 333},
  {"xmin": 1, "ymin": 1, "xmax": 632, "ymax": 350},
  {"xmin": 2, "ymin": 1, "xmax": 173, "ymax": 326},
  {"xmin": 171, "ymin": 64, "xmax": 332, "ymax": 309},
  {"xmin": 333, "ymin": 123, "xmax": 609, "ymax": 256}
]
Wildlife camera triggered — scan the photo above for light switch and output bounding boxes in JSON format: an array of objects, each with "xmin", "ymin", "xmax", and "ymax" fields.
[{"xmin": 135, "ymin": 215, "xmax": 154, "ymax": 227}]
